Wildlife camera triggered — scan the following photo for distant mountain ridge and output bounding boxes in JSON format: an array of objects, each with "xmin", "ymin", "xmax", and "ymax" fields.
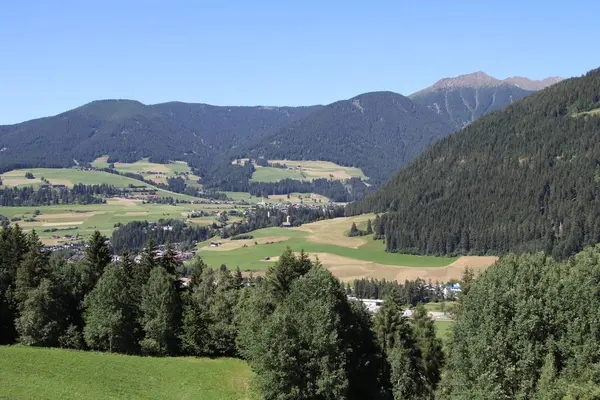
[
  {"xmin": 241, "ymin": 91, "xmax": 455, "ymax": 182},
  {"xmin": 0, "ymin": 100, "xmax": 322, "ymax": 172},
  {"xmin": 409, "ymin": 72, "xmax": 564, "ymax": 129}
]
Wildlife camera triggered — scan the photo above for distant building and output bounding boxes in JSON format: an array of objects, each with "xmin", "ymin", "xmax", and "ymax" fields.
[
  {"xmin": 280, "ymin": 215, "xmax": 292, "ymax": 228},
  {"xmin": 444, "ymin": 283, "xmax": 462, "ymax": 298}
]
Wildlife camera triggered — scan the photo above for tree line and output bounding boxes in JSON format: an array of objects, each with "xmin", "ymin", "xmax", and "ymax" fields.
[{"xmin": 111, "ymin": 219, "xmax": 214, "ymax": 254}]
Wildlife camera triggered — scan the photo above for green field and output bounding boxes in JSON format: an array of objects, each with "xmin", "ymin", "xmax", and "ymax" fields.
[
  {"xmin": 0, "ymin": 200, "xmax": 245, "ymax": 244},
  {"xmin": 0, "ymin": 168, "xmax": 197, "ymax": 201},
  {"xmin": 241, "ymin": 159, "xmax": 367, "ymax": 183},
  {"xmin": 91, "ymin": 157, "xmax": 197, "ymax": 186},
  {"xmin": 434, "ymin": 320, "xmax": 454, "ymax": 344},
  {"xmin": 0, "ymin": 346, "xmax": 256, "ymax": 400},
  {"xmin": 198, "ymin": 215, "xmax": 458, "ymax": 278}
]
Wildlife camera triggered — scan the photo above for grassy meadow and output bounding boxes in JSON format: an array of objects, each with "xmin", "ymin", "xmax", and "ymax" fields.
[
  {"xmin": 0, "ymin": 167, "xmax": 198, "ymax": 201},
  {"xmin": 230, "ymin": 159, "xmax": 367, "ymax": 183},
  {"xmin": 0, "ymin": 346, "xmax": 256, "ymax": 400},
  {"xmin": 0, "ymin": 199, "xmax": 246, "ymax": 244},
  {"xmin": 91, "ymin": 157, "xmax": 199, "ymax": 186}
]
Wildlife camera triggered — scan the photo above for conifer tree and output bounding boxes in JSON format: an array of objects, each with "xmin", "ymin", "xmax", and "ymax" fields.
[
  {"xmin": 139, "ymin": 267, "xmax": 179, "ymax": 355},
  {"xmin": 81, "ymin": 231, "xmax": 111, "ymax": 295},
  {"xmin": 366, "ymin": 218, "xmax": 373, "ymax": 234},
  {"xmin": 412, "ymin": 303, "xmax": 444, "ymax": 393}
]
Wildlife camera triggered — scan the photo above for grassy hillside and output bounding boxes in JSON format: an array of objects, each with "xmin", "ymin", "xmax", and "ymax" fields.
[{"xmin": 0, "ymin": 346, "xmax": 256, "ymax": 400}]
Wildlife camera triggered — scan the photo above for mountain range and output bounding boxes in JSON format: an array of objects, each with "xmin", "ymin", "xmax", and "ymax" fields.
[
  {"xmin": 0, "ymin": 72, "xmax": 563, "ymax": 186},
  {"xmin": 409, "ymin": 71, "xmax": 563, "ymax": 129}
]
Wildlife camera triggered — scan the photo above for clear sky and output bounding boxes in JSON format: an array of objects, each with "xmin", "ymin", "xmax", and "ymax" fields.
[{"xmin": 1, "ymin": 0, "xmax": 599, "ymax": 124}]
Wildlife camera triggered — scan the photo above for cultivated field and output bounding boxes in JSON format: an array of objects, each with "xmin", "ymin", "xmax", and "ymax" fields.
[
  {"xmin": 231, "ymin": 158, "xmax": 367, "ymax": 182},
  {"xmin": 198, "ymin": 214, "xmax": 497, "ymax": 282},
  {"xmin": 0, "ymin": 200, "xmax": 246, "ymax": 245},
  {"xmin": 91, "ymin": 157, "xmax": 199, "ymax": 186},
  {"xmin": 0, "ymin": 168, "xmax": 197, "ymax": 201},
  {"xmin": 0, "ymin": 346, "xmax": 256, "ymax": 400}
]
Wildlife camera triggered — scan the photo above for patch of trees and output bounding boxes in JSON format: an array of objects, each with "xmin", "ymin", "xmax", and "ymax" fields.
[
  {"xmin": 111, "ymin": 219, "xmax": 214, "ymax": 254},
  {"xmin": 348, "ymin": 219, "xmax": 373, "ymax": 237},
  {"xmin": 0, "ymin": 186, "xmax": 106, "ymax": 206},
  {"xmin": 443, "ymin": 247, "xmax": 600, "ymax": 397},
  {"xmin": 348, "ymin": 67, "xmax": 600, "ymax": 259},
  {"xmin": 230, "ymin": 234, "xmax": 253, "ymax": 240},
  {"xmin": 25, "ymin": 172, "xmax": 35, "ymax": 179},
  {"xmin": 348, "ymin": 277, "xmax": 445, "ymax": 305}
]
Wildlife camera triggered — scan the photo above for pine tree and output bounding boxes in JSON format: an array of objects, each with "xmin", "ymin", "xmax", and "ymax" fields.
[
  {"xmin": 412, "ymin": 303, "xmax": 444, "ymax": 394},
  {"xmin": 84, "ymin": 265, "xmax": 137, "ymax": 353},
  {"xmin": 160, "ymin": 242, "xmax": 177, "ymax": 275},
  {"xmin": 15, "ymin": 231, "xmax": 49, "ymax": 306},
  {"xmin": 366, "ymin": 219, "xmax": 373, "ymax": 234},
  {"xmin": 81, "ymin": 231, "xmax": 111, "ymax": 295},
  {"xmin": 139, "ymin": 267, "xmax": 179, "ymax": 355},
  {"xmin": 265, "ymin": 247, "xmax": 313, "ymax": 301},
  {"xmin": 349, "ymin": 222, "xmax": 359, "ymax": 236}
]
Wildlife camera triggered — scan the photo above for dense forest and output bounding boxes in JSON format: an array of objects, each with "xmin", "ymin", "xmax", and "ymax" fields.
[{"xmin": 348, "ymin": 67, "xmax": 600, "ymax": 259}]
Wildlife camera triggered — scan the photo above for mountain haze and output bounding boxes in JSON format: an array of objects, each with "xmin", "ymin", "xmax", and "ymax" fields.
[{"xmin": 348, "ymin": 67, "xmax": 600, "ymax": 259}]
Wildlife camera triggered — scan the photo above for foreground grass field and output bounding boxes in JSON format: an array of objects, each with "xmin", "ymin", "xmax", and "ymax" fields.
[
  {"xmin": 0, "ymin": 346, "xmax": 256, "ymax": 400},
  {"xmin": 199, "ymin": 215, "xmax": 496, "ymax": 282}
]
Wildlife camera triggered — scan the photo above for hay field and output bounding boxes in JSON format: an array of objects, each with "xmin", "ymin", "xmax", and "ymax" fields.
[
  {"xmin": 198, "ymin": 215, "xmax": 498, "ymax": 282},
  {"xmin": 236, "ymin": 158, "xmax": 367, "ymax": 183},
  {"xmin": 91, "ymin": 157, "xmax": 199, "ymax": 185},
  {"xmin": 0, "ymin": 167, "xmax": 199, "ymax": 201},
  {"xmin": 0, "ymin": 346, "xmax": 256, "ymax": 400}
]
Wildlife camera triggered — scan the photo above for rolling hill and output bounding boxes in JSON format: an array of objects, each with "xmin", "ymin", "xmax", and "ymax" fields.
[
  {"xmin": 0, "ymin": 100, "xmax": 321, "ymax": 172},
  {"xmin": 242, "ymin": 91, "xmax": 455, "ymax": 182},
  {"xmin": 347, "ymin": 67, "xmax": 600, "ymax": 260},
  {"xmin": 409, "ymin": 71, "xmax": 563, "ymax": 129}
]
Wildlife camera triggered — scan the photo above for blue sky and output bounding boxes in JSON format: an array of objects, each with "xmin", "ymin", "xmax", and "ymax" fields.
[{"xmin": 1, "ymin": 0, "xmax": 599, "ymax": 124}]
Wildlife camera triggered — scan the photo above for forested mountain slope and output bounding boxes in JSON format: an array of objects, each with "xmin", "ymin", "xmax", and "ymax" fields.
[
  {"xmin": 0, "ymin": 100, "xmax": 321, "ymax": 172},
  {"xmin": 410, "ymin": 72, "xmax": 563, "ymax": 129},
  {"xmin": 347, "ymin": 67, "xmax": 600, "ymax": 259},
  {"xmin": 242, "ymin": 91, "xmax": 455, "ymax": 182}
]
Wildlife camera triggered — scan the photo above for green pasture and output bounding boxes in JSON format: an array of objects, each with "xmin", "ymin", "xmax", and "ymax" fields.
[
  {"xmin": 1, "ymin": 201, "xmax": 245, "ymax": 243},
  {"xmin": 0, "ymin": 346, "xmax": 256, "ymax": 400},
  {"xmin": 247, "ymin": 159, "xmax": 367, "ymax": 183},
  {"xmin": 198, "ymin": 226, "xmax": 457, "ymax": 270}
]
